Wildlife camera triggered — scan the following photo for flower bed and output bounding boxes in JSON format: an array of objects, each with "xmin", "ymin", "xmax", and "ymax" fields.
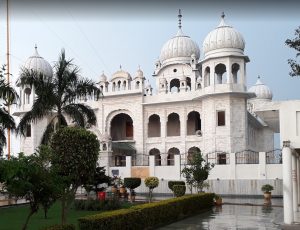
[{"xmin": 78, "ymin": 193, "xmax": 214, "ymax": 230}]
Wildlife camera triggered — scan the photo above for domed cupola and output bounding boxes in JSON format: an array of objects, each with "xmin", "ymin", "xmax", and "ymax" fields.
[
  {"xmin": 248, "ymin": 76, "xmax": 273, "ymax": 100},
  {"xmin": 110, "ymin": 65, "xmax": 132, "ymax": 82},
  {"xmin": 99, "ymin": 71, "xmax": 108, "ymax": 83},
  {"xmin": 134, "ymin": 66, "xmax": 145, "ymax": 80},
  {"xmin": 159, "ymin": 10, "xmax": 200, "ymax": 66},
  {"xmin": 203, "ymin": 13, "xmax": 245, "ymax": 59},
  {"xmin": 23, "ymin": 45, "xmax": 53, "ymax": 79}
]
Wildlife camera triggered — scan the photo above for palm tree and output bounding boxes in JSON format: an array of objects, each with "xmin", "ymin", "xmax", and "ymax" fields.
[
  {"xmin": 17, "ymin": 49, "xmax": 102, "ymax": 144},
  {"xmin": 0, "ymin": 65, "xmax": 18, "ymax": 156}
]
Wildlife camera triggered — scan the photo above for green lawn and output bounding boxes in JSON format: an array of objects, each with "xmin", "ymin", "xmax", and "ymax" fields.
[{"xmin": 0, "ymin": 202, "xmax": 99, "ymax": 230}]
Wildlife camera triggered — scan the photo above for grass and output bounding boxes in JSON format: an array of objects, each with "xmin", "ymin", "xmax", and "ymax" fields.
[{"xmin": 0, "ymin": 200, "xmax": 136, "ymax": 230}]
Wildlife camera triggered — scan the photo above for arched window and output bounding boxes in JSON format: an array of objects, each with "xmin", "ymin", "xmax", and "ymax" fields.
[
  {"xmin": 117, "ymin": 81, "xmax": 121, "ymax": 90},
  {"xmin": 123, "ymin": 80, "xmax": 127, "ymax": 90},
  {"xmin": 204, "ymin": 67, "xmax": 210, "ymax": 87},
  {"xmin": 170, "ymin": 78, "xmax": 180, "ymax": 93},
  {"xmin": 215, "ymin": 64, "xmax": 227, "ymax": 84},
  {"xmin": 187, "ymin": 111, "xmax": 201, "ymax": 135},
  {"xmin": 110, "ymin": 113, "xmax": 133, "ymax": 141},
  {"xmin": 148, "ymin": 114, "xmax": 161, "ymax": 137},
  {"xmin": 186, "ymin": 77, "xmax": 191, "ymax": 91},
  {"xmin": 103, "ymin": 143, "xmax": 107, "ymax": 151},
  {"xmin": 167, "ymin": 113, "xmax": 180, "ymax": 136},
  {"xmin": 187, "ymin": 147, "xmax": 200, "ymax": 164},
  {"xmin": 112, "ymin": 82, "xmax": 116, "ymax": 91},
  {"xmin": 136, "ymin": 81, "xmax": 140, "ymax": 89},
  {"xmin": 232, "ymin": 63, "xmax": 240, "ymax": 84},
  {"xmin": 24, "ymin": 88, "xmax": 31, "ymax": 104},
  {"xmin": 167, "ymin": 147, "xmax": 180, "ymax": 166},
  {"xmin": 149, "ymin": 148, "xmax": 161, "ymax": 166}
]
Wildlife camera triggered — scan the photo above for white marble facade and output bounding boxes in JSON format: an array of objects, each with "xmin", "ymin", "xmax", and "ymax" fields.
[{"xmin": 15, "ymin": 13, "xmax": 281, "ymax": 171}]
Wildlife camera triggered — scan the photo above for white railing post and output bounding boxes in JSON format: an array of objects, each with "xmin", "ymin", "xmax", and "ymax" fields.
[
  {"xmin": 175, "ymin": 154, "xmax": 181, "ymax": 179},
  {"xmin": 149, "ymin": 155, "xmax": 155, "ymax": 177},
  {"xmin": 259, "ymin": 152, "xmax": 266, "ymax": 179},
  {"xmin": 125, "ymin": 156, "xmax": 132, "ymax": 178},
  {"xmin": 229, "ymin": 153, "xmax": 236, "ymax": 179}
]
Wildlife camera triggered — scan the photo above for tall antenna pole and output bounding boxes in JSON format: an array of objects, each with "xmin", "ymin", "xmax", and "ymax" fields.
[{"xmin": 6, "ymin": 0, "xmax": 11, "ymax": 160}]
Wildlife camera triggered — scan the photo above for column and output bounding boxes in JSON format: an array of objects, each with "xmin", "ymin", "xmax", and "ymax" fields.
[
  {"xmin": 292, "ymin": 154, "xmax": 298, "ymax": 212},
  {"xmin": 297, "ymin": 157, "xmax": 300, "ymax": 211},
  {"xmin": 282, "ymin": 141, "xmax": 294, "ymax": 224},
  {"xmin": 149, "ymin": 155, "xmax": 155, "ymax": 177},
  {"xmin": 259, "ymin": 152, "xmax": 267, "ymax": 179}
]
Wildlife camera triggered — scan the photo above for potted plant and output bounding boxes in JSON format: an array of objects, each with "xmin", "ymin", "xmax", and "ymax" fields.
[
  {"xmin": 214, "ymin": 194, "xmax": 222, "ymax": 206},
  {"xmin": 124, "ymin": 177, "xmax": 141, "ymax": 202},
  {"xmin": 261, "ymin": 184, "xmax": 274, "ymax": 200}
]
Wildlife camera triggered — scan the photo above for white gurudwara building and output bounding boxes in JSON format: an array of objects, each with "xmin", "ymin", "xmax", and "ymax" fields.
[{"xmin": 14, "ymin": 12, "xmax": 300, "ymax": 219}]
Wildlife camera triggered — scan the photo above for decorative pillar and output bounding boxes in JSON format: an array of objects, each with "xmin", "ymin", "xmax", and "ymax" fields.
[
  {"xmin": 292, "ymin": 153, "xmax": 298, "ymax": 212},
  {"xmin": 282, "ymin": 141, "xmax": 294, "ymax": 224},
  {"xmin": 297, "ymin": 157, "xmax": 300, "ymax": 211}
]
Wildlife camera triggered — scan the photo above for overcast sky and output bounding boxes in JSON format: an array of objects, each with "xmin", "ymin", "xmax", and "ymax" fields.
[{"xmin": 0, "ymin": 0, "xmax": 299, "ymax": 154}]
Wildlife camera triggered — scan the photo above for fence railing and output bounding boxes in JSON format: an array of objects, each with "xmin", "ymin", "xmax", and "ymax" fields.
[
  {"xmin": 206, "ymin": 151, "xmax": 230, "ymax": 165},
  {"xmin": 266, "ymin": 149, "xmax": 282, "ymax": 164},
  {"xmin": 235, "ymin": 150, "xmax": 259, "ymax": 164}
]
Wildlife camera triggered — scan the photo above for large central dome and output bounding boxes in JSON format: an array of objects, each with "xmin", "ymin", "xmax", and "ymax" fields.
[
  {"xmin": 203, "ymin": 13, "xmax": 245, "ymax": 59},
  {"xmin": 159, "ymin": 10, "xmax": 200, "ymax": 66}
]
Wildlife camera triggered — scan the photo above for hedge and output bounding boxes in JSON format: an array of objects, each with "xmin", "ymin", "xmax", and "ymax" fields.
[
  {"xmin": 41, "ymin": 224, "xmax": 75, "ymax": 230},
  {"xmin": 173, "ymin": 185, "xmax": 186, "ymax": 197},
  {"xmin": 168, "ymin": 181, "xmax": 186, "ymax": 191},
  {"xmin": 78, "ymin": 193, "xmax": 214, "ymax": 230}
]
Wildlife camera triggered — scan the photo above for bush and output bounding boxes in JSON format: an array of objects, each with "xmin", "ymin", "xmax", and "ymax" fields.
[
  {"xmin": 173, "ymin": 185, "xmax": 186, "ymax": 197},
  {"xmin": 73, "ymin": 199, "xmax": 121, "ymax": 211},
  {"xmin": 144, "ymin": 177, "xmax": 159, "ymax": 189},
  {"xmin": 168, "ymin": 181, "xmax": 185, "ymax": 191},
  {"xmin": 78, "ymin": 193, "xmax": 214, "ymax": 230},
  {"xmin": 261, "ymin": 184, "xmax": 274, "ymax": 193},
  {"xmin": 124, "ymin": 178, "xmax": 141, "ymax": 191},
  {"xmin": 42, "ymin": 224, "xmax": 75, "ymax": 230}
]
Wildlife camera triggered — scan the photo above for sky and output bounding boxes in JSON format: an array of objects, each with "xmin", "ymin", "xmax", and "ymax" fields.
[{"xmin": 0, "ymin": 0, "xmax": 299, "ymax": 154}]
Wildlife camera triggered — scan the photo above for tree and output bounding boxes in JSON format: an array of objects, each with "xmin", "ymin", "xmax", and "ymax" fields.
[
  {"xmin": 17, "ymin": 49, "xmax": 102, "ymax": 144},
  {"xmin": 124, "ymin": 177, "xmax": 141, "ymax": 202},
  {"xmin": 144, "ymin": 177, "xmax": 159, "ymax": 203},
  {"xmin": 181, "ymin": 151, "xmax": 214, "ymax": 193},
  {"xmin": 50, "ymin": 127, "xmax": 100, "ymax": 224},
  {"xmin": 0, "ymin": 150, "xmax": 59, "ymax": 230},
  {"xmin": 0, "ymin": 65, "xmax": 18, "ymax": 156},
  {"xmin": 285, "ymin": 26, "xmax": 300, "ymax": 77},
  {"xmin": 84, "ymin": 166, "xmax": 111, "ymax": 199}
]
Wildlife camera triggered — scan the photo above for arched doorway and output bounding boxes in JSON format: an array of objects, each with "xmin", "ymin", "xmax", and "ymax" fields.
[
  {"xmin": 187, "ymin": 111, "xmax": 201, "ymax": 135},
  {"xmin": 148, "ymin": 114, "xmax": 161, "ymax": 137},
  {"xmin": 149, "ymin": 148, "xmax": 161, "ymax": 166},
  {"xmin": 167, "ymin": 147, "xmax": 180, "ymax": 166},
  {"xmin": 110, "ymin": 113, "xmax": 133, "ymax": 141}
]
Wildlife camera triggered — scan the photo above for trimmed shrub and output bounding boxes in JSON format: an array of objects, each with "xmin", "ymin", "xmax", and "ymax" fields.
[
  {"xmin": 42, "ymin": 224, "xmax": 75, "ymax": 230},
  {"xmin": 168, "ymin": 181, "xmax": 185, "ymax": 191},
  {"xmin": 124, "ymin": 178, "xmax": 141, "ymax": 191},
  {"xmin": 78, "ymin": 193, "xmax": 214, "ymax": 230},
  {"xmin": 73, "ymin": 199, "xmax": 121, "ymax": 211},
  {"xmin": 173, "ymin": 185, "xmax": 186, "ymax": 197}
]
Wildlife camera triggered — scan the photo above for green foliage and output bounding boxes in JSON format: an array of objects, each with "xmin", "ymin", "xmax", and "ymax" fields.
[
  {"xmin": 78, "ymin": 193, "xmax": 214, "ymax": 230},
  {"xmin": 168, "ymin": 181, "xmax": 185, "ymax": 191},
  {"xmin": 214, "ymin": 194, "xmax": 221, "ymax": 200},
  {"xmin": 144, "ymin": 177, "xmax": 159, "ymax": 203},
  {"xmin": 173, "ymin": 185, "xmax": 186, "ymax": 197},
  {"xmin": 124, "ymin": 178, "xmax": 141, "ymax": 190},
  {"xmin": 261, "ymin": 184, "xmax": 274, "ymax": 193},
  {"xmin": 73, "ymin": 199, "xmax": 121, "ymax": 211},
  {"xmin": 0, "ymin": 65, "xmax": 19, "ymax": 156},
  {"xmin": 41, "ymin": 224, "xmax": 75, "ymax": 230},
  {"xmin": 144, "ymin": 177, "xmax": 159, "ymax": 189},
  {"xmin": 181, "ymin": 151, "xmax": 214, "ymax": 193},
  {"xmin": 84, "ymin": 166, "xmax": 111, "ymax": 195},
  {"xmin": 285, "ymin": 26, "xmax": 300, "ymax": 77},
  {"xmin": 0, "ymin": 149, "xmax": 60, "ymax": 229},
  {"xmin": 50, "ymin": 127, "xmax": 100, "ymax": 224}
]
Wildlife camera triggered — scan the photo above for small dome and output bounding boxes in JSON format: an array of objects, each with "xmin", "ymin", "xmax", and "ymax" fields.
[
  {"xmin": 23, "ymin": 46, "xmax": 53, "ymax": 79},
  {"xmin": 248, "ymin": 77, "xmax": 273, "ymax": 100},
  {"xmin": 196, "ymin": 77, "xmax": 201, "ymax": 83},
  {"xmin": 160, "ymin": 29, "xmax": 200, "ymax": 65},
  {"xmin": 111, "ymin": 67, "xmax": 132, "ymax": 81},
  {"xmin": 145, "ymin": 80, "xmax": 152, "ymax": 89},
  {"xmin": 203, "ymin": 13, "xmax": 245, "ymax": 58},
  {"xmin": 134, "ymin": 66, "xmax": 144, "ymax": 80},
  {"xmin": 99, "ymin": 71, "xmax": 107, "ymax": 82}
]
